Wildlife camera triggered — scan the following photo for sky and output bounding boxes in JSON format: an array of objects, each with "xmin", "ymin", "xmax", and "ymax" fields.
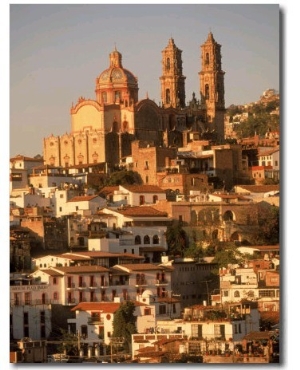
[{"xmin": 9, "ymin": 3, "xmax": 280, "ymax": 158}]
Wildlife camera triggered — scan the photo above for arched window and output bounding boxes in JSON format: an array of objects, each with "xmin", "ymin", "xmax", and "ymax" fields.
[
  {"xmin": 135, "ymin": 235, "xmax": 141, "ymax": 245},
  {"xmin": 223, "ymin": 210, "xmax": 234, "ymax": 221},
  {"xmin": 205, "ymin": 52, "xmax": 209, "ymax": 64},
  {"xmin": 153, "ymin": 235, "xmax": 159, "ymax": 244},
  {"xmin": 234, "ymin": 291, "xmax": 240, "ymax": 298},
  {"xmin": 144, "ymin": 235, "xmax": 150, "ymax": 244},
  {"xmin": 205, "ymin": 84, "xmax": 209, "ymax": 99},
  {"xmin": 166, "ymin": 58, "xmax": 170, "ymax": 70},
  {"xmin": 166, "ymin": 89, "xmax": 170, "ymax": 104}
]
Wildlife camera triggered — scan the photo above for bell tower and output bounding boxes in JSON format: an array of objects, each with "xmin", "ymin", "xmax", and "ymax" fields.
[
  {"xmin": 199, "ymin": 32, "xmax": 225, "ymax": 141},
  {"xmin": 160, "ymin": 38, "xmax": 186, "ymax": 108}
]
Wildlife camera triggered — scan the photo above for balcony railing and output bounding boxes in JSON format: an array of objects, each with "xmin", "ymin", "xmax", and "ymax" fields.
[
  {"xmin": 10, "ymin": 298, "xmax": 52, "ymax": 306},
  {"xmin": 135, "ymin": 279, "xmax": 147, "ymax": 287},
  {"xmin": 155, "ymin": 279, "xmax": 168, "ymax": 286},
  {"xmin": 88, "ymin": 284, "xmax": 98, "ymax": 289},
  {"xmin": 87, "ymin": 317, "xmax": 104, "ymax": 325}
]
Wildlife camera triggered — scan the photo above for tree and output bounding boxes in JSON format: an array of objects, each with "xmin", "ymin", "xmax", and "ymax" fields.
[
  {"xmin": 105, "ymin": 169, "xmax": 143, "ymax": 186},
  {"xmin": 166, "ymin": 221, "xmax": 188, "ymax": 257},
  {"xmin": 56, "ymin": 329, "xmax": 78, "ymax": 356},
  {"xmin": 112, "ymin": 301, "xmax": 137, "ymax": 352},
  {"xmin": 255, "ymin": 202, "xmax": 280, "ymax": 245},
  {"xmin": 211, "ymin": 243, "xmax": 243, "ymax": 273}
]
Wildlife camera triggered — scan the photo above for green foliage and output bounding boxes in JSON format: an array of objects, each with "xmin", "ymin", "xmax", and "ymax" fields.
[
  {"xmin": 56, "ymin": 329, "xmax": 78, "ymax": 356},
  {"xmin": 112, "ymin": 301, "xmax": 137, "ymax": 352},
  {"xmin": 105, "ymin": 169, "xmax": 143, "ymax": 186},
  {"xmin": 255, "ymin": 203, "xmax": 280, "ymax": 245},
  {"xmin": 211, "ymin": 243, "xmax": 243, "ymax": 273},
  {"xmin": 183, "ymin": 242, "xmax": 204, "ymax": 260},
  {"xmin": 166, "ymin": 221, "xmax": 188, "ymax": 257},
  {"xmin": 235, "ymin": 112, "xmax": 279, "ymax": 139}
]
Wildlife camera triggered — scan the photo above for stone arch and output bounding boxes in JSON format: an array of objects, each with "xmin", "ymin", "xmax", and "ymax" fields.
[
  {"xmin": 223, "ymin": 210, "xmax": 236, "ymax": 221},
  {"xmin": 212, "ymin": 229, "xmax": 219, "ymax": 240}
]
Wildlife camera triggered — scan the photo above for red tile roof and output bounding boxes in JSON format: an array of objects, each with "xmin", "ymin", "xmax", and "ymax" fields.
[
  {"xmin": 71, "ymin": 302, "xmax": 120, "ymax": 313},
  {"xmin": 71, "ymin": 300, "xmax": 146, "ymax": 312},
  {"xmin": 113, "ymin": 263, "xmax": 168, "ymax": 272},
  {"xmin": 121, "ymin": 185, "xmax": 165, "ymax": 193},
  {"xmin": 236, "ymin": 184, "xmax": 279, "ymax": 193},
  {"xmin": 51, "ymin": 265, "xmax": 109, "ymax": 274},
  {"xmin": 36, "ymin": 269, "xmax": 64, "ymax": 277},
  {"xmin": 116, "ymin": 206, "xmax": 168, "ymax": 217},
  {"xmin": 68, "ymin": 195, "xmax": 99, "ymax": 202}
]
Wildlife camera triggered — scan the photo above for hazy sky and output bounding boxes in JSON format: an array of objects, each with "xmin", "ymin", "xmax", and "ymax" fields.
[{"xmin": 9, "ymin": 3, "xmax": 280, "ymax": 158}]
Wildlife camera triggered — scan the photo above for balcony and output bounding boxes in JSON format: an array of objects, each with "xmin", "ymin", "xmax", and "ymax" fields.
[
  {"xmin": 87, "ymin": 317, "xmax": 104, "ymax": 325},
  {"xmin": 88, "ymin": 284, "xmax": 98, "ymax": 289},
  {"xmin": 135, "ymin": 279, "xmax": 147, "ymax": 287},
  {"xmin": 155, "ymin": 279, "xmax": 168, "ymax": 286},
  {"xmin": 66, "ymin": 298, "xmax": 76, "ymax": 306},
  {"xmin": 78, "ymin": 282, "xmax": 87, "ymax": 290},
  {"xmin": 66, "ymin": 283, "xmax": 76, "ymax": 290},
  {"xmin": 10, "ymin": 298, "xmax": 52, "ymax": 307}
]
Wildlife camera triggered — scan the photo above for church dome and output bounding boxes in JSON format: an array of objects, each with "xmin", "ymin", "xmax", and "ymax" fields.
[
  {"xmin": 99, "ymin": 67, "xmax": 136, "ymax": 84},
  {"xmin": 95, "ymin": 47, "xmax": 139, "ymax": 105}
]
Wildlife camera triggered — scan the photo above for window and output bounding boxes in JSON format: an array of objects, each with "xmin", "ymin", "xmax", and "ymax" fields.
[
  {"xmin": 25, "ymin": 292, "xmax": 31, "ymax": 305},
  {"xmin": 135, "ymin": 235, "xmax": 141, "ymax": 245},
  {"xmin": 24, "ymin": 312, "xmax": 29, "ymax": 325},
  {"xmin": 53, "ymin": 292, "xmax": 58, "ymax": 300},
  {"xmin": 205, "ymin": 53, "xmax": 209, "ymax": 64},
  {"xmin": 153, "ymin": 195, "xmax": 158, "ymax": 203},
  {"xmin": 81, "ymin": 325, "xmax": 88, "ymax": 338},
  {"xmin": 205, "ymin": 84, "xmax": 209, "ymax": 99},
  {"xmin": 159, "ymin": 305, "xmax": 166, "ymax": 315},
  {"xmin": 139, "ymin": 195, "xmax": 145, "ymax": 205},
  {"xmin": 53, "ymin": 277, "xmax": 57, "ymax": 285},
  {"xmin": 166, "ymin": 58, "xmax": 170, "ymax": 70},
  {"xmin": 191, "ymin": 324, "xmax": 203, "ymax": 339},
  {"xmin": 144, "ymin": 307, "xmax": 151, "ymax": 315},
  {"xmin": 40, "ymin": 311, "xmax": 45, "ymax": 324},
  {"xmin": 144, "ymin": 235, "xmax": 150, "ymax": 244},
  {"xmin": 166, "ymin": 89, "xmax": 170, "ymax": 104},
  {"xmin": 214, "ymin": 324, "xmax": 225, "ymax": 339},
  {"xmin": 234, "ymin": 291, "xmax": 240, "ymax": 298},
  {"xmin": 153, "ymin": 235, "xmax": 159, "ymax": 244}
]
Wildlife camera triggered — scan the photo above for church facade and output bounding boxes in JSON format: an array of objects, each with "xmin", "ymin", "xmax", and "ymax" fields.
[{"xmin": 43, "ymin": 32, "xmax": 226, "ymax": 171}]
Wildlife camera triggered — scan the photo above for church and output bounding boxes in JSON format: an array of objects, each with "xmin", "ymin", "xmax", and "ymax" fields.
[{"xmin": 43, "ymin": 32, "xmax": 226, "ymax": 171}]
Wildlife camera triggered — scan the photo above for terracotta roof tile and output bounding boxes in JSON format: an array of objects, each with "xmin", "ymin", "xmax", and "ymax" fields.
[
  {"xmin": 236, "ymin": 184, "xmax": 279, "ymax": 193},
  {"xmin": 68, "ymin": 195, "xmax": 99, "ymax": 202},
  {"xmin": 114, "ymin": 263, "xmax": 167, "ymax": 272},
  {"xmin": 117, "ymin": 206, "xmax": 168, "ymax": 217},
  {"xmin": 51, "ymin": 265, "xmax": 109, "ymax": 274},
  {"xmin": 121, "ymin": 185, "xmax": 165, "ymax": 193}
]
